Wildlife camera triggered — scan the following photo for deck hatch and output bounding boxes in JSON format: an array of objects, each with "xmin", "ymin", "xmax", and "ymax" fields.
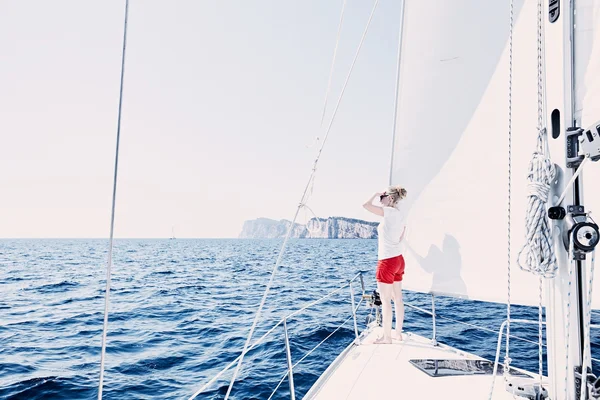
[{"xmin": 409, "ymin": 359, "xmax": 531, "ymax": 378}]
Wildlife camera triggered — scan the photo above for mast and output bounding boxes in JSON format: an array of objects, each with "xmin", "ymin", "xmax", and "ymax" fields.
[{"xmin": 544, "ymin": 0, "xmax": 594, "ymax": 398}]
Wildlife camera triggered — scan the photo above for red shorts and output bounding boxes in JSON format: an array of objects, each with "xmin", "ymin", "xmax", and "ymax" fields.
[{"xmin": 376, "ymin": 255, "xmax": 405, "ymax": 284}]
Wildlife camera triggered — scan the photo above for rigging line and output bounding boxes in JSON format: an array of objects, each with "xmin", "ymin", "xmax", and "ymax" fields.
[
  {"xmin": 581, "ymin": 251, "xmax": 596, "ymax": 400},
  {"xmin": 222, "ymin": 2, "xmax": 380, "ymax": 399},
  {"xmin": 267, "ymin": 316, "xmax": 354, "ymax": 400},
  {"xmin": 98, "ymin": 0, "xmax": 130, "ymax": 399},
  {"xmin": 388, "ymin": 0, "xmax": 406, "ymax": 186},
  {"xmin": 517, "ymin": 0, "xmax": 556, "ymax": 279},
  {"xmin": 565, "ymin": 234, "xmax": 575, "ymax": 400},
  {"xmin": 187, "ymin": 274, "xmax": 363, "ymax": 399},
  {"xmin": 269, "ymin": 292, "xmax": 368, "ymax": 399},
  {"xmin": 302, "ymin": 204, "xmax": 323, "ymax": 237},
  {"xmin": 555, "ymin": 156, "xmax": 590, "ymax": 206},
  {"xmin": 320, "ymin": 0, "xmax": 348, "ymax": 128},
  {"xmin": 310, "ymin": 0, "xmax": 380, "ymax": 181},
  {"xmin": 538, "ymin": 277, "xmax": 543, "ymax": 390},
  {"xmin": 489, "ymin": 321, "xmax": 539, "ymax": 400},
  {"xmin": 404, "ymin": 303, "xmax": 544, "ymax": 347},
  {"xmin": 536, "ymin": 2, "xmax": 548, "ymax": 379},
  {"xmin": 505, "ymin": 0, "xmax": 514, "ymax": 376}
]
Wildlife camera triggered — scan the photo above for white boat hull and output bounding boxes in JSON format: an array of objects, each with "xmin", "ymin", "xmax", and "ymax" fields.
[{"xmin": 304, "ymin": 326, "xmax": 543, "ymax": 400}]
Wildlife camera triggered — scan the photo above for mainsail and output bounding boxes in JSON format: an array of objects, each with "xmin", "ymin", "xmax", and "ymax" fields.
[{"xmin": 390, "ymin": 0, "xmax": 562, "ymax": 306}]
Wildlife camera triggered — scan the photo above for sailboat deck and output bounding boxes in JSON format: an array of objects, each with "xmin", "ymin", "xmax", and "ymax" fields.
[{"xmin": 304, "ymin": 328, "xmax": 539, "ymax": 400}]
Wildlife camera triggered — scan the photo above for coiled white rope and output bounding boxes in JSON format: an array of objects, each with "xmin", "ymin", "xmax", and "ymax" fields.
[{"xmin": 517, "ymin": 131, "xmax": 557, "ymax": 278}]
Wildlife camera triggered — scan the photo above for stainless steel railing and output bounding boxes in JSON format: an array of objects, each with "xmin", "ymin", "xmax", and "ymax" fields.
[
  {"xmin": 191, "ymin": 275, "xmax": 600, "ymax": 399},
  {"xmin": 188, "ymin": 272, "xmax": 367, "ymax": 400}
]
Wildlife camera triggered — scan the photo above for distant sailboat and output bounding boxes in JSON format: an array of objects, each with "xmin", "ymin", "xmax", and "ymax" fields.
[{"xmin": 170, "ymin": 225, "xmax": 176, "ymax": 240}]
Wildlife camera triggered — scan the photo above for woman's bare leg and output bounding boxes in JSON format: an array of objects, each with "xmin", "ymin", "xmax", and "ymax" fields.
[
  {"xmin": 392, "ymin": 281, "xmax": 404, "ymax": 340},
  {"xmin": 375, "ymin": 281, "xmax": 393, "ymax": 344}
]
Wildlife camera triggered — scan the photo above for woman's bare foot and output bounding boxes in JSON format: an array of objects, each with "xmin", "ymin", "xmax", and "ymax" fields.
[
  {"xmin": 373, "ymin": 336, "xmax": 392, "ymax": 344},
  {"xmin": 393, "ymin": 331, "xmax": 404, "ymax": 341}
]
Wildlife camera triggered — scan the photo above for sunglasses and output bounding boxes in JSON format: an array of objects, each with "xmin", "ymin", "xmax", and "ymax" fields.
[{"xmin": 379, "ymin": 193, "xmax": 389, "ymax": 201}]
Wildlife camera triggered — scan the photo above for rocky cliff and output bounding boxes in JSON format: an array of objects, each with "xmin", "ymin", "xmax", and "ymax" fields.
[{"xmin": 238, "ymin": 217, "xmax": 378, "ymax": 239}]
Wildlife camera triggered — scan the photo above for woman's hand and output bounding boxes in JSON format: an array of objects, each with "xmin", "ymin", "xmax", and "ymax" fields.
[{"xmin": 363, "ymin": 193, "xmax": 384, "ymax": 216}]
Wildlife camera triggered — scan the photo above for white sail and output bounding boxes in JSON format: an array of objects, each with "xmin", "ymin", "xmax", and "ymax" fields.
[
  {"xmin": 575, "ymin": 0, "xmax": 600, "ymax": 126},
  {"xmin": 575, "ymin": 0, "xmax": 600, "ymax": 308},
  {"xmin": 391, "ymin": 0, "xmax": 549, "ymax": 306}
]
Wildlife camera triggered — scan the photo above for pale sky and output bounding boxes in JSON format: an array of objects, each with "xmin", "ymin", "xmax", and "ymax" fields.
[{"xmin": 0, "ymin": 1, "xmax": 402, "ymax": 238}]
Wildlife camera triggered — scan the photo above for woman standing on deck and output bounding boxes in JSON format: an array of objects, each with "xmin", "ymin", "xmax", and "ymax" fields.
[{"xmin": 363, "ymin": 186, "xmax": 407, "ymax": 344}]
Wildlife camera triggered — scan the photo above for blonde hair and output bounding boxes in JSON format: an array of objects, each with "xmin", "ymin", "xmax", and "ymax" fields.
[{"xmin": 386, "ymin": 185, "xmax": 407, "ymax": 207}]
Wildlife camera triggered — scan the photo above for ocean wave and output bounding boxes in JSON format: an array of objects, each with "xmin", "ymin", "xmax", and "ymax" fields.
[{"xmin": 0, "ymin": 239, "xmax": 582, "ymax": 399}]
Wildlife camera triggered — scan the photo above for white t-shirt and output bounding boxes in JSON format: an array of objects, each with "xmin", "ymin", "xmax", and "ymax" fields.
[{"xmin": 377, "ymin": 204, "xmax": 407, "ymax": 260}]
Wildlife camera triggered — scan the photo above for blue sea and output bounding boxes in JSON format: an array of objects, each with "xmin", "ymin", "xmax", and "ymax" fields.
[{"xmin": 1, "ymin": 239, "xmax": 599, "ymax": 399}]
